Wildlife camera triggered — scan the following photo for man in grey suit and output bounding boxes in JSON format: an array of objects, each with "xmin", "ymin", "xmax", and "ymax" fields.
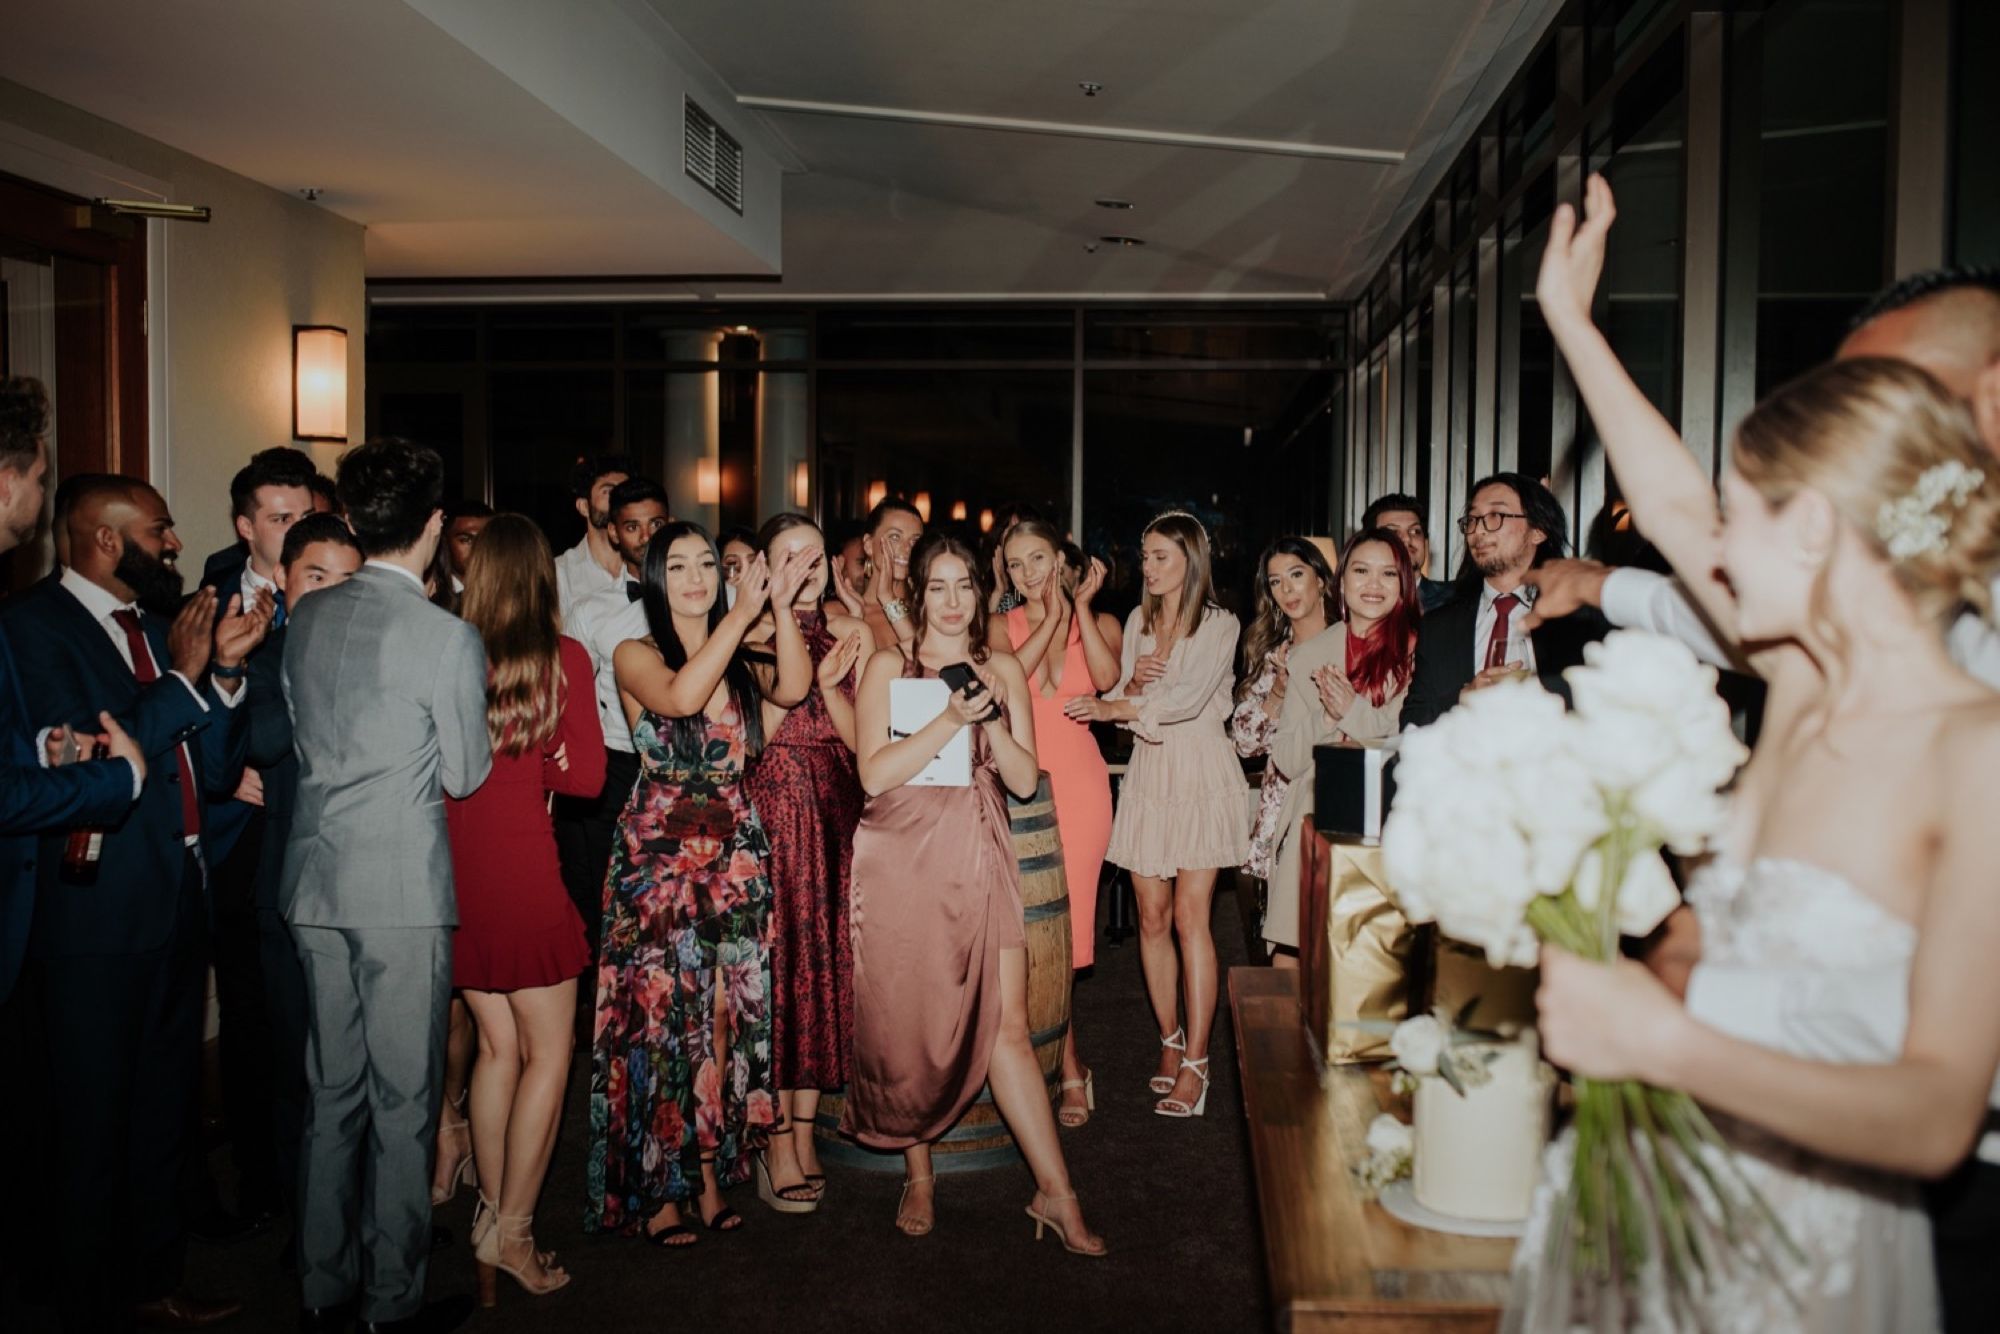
[{"xmin": 281, "ymin": 440, "xmax": 491, "ymax": 1334}]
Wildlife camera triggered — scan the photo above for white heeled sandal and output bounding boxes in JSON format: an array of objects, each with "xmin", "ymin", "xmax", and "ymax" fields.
[
  {"xmin": 1154, "ymin": 1055, "xmax": 1211, "ymax": 1118},
  {"xmin": 1149, "ymin": 1027, "xmax": 1187, "ymax": 1094}
]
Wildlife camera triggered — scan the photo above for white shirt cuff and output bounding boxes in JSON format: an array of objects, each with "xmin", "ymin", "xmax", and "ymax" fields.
[{"xmin": 1599, "ymin": 567, "xmax": 1664, "ymax": 630}]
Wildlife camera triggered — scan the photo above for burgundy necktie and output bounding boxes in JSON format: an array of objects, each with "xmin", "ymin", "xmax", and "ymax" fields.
[
  {"xmin": 110, "ymin": 609, "xmax": 202, "ymax": 841},
  {"xmin": 1485, "ymin": 593, "xmax": 1521, "ymax": 671}
]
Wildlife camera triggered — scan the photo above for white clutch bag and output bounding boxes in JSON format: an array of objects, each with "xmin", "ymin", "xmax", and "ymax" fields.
[{"xmin": 889, "ymin": 676, "xmax": 971, "ymax": 787}]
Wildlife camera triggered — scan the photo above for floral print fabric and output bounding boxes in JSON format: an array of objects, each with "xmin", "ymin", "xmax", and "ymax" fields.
[{"xmin": 585, "ymin": 703, "xmax": 776, "ymax": 1232}]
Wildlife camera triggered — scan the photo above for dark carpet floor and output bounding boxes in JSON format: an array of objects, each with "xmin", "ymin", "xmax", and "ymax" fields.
[{"xmin": 5, "ymin": 881, "xmax": 1273, "ymax": 1334}]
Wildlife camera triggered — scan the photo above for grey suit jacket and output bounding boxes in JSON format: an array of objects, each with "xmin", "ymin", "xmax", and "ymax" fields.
[{"xmin": 279, "ymin": 562, "xmax": 492, "ymax": 928}]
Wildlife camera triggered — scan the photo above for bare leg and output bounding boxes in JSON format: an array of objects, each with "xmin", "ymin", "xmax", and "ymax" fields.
[
  {"xmin": 763, "ymin": 1089, "xmax": 811, "ymax": 1197},
  {"xmin": 1058, "ymin": 1025, "xmax": 1091, "ymax": 1126},
  {"xmin": 791, "ymin": 1090, "xmax": 825, "ymax": 1182},
  {"xmin": 431, "ymin": 994, "xmax": 476, "ymax": 1200},
  {"xmin": 494, "ymin": 981, "xmax": 574, "ymax": 1282},
  {"xmin": 986, "ymin": 947, "xmax": 1104, "ymax": 1254},
  {"xmin": 461, "ymin": 989, "xmax": 521, "ymax": 1210},
  {"xmin": 1164, "ymin": 868, "xmax": 1221, "ymax": 1111},
  {"xmin": 896, "ymin": 1144, "xmax": 935, "ymax": 1235},
  {"xmin": 1132, "ymin": 873, "xmax": 1182, "ymax": 1085}
]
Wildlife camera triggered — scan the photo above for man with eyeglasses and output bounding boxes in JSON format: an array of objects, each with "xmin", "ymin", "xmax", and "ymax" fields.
[
  {"xmin": 1362, "ymin": 492, "xmax": 1457, "ymax": 612},
  {"xmin": 1398, "ymin": 472, "xmax": 1606, "ymax": 730}
]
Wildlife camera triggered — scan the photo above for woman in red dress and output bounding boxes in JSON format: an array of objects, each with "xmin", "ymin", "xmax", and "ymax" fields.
[
  {"xmin": 743, "ymin": 513, "xmax": 869, "ymax": 1211},
  {"xmin": 446, "ymin": 514, "xmax": 607, "ymax": 1302}
]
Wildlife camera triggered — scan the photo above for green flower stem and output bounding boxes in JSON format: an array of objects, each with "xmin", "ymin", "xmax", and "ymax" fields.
[{"xmin": 1625, "ymin": 1082, "xmax": 1698, "ymax": 1284}]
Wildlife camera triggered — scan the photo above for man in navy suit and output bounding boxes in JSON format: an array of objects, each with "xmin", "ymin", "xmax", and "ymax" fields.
[
  {"xmin": 2, "ymin": 468, "xmax": 270, "ymax": 1330},
  {"xmin": 194, "ymin": 447, "xmax": 317, "ymax": 1229},
  {"xmin": 0, "ymin": 377, "xmax": 145, "ymax": 1003}
]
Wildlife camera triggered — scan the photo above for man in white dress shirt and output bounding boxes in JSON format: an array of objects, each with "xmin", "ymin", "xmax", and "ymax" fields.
[
  {"xmin": 553, "ymin": 453, "xmax": 633, "ymax": 627},
  {"xmin": 1519, "ymin": 266, "xmax": 2000, "ymax": 1331},
  {"xmin": 554, "ymin": 476, "xmax": 667, "ymax": 949}
]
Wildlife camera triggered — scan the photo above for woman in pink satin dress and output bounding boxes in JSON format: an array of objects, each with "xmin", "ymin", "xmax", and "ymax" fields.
[
  {"xmin": 843, "ymin": 535, "xmax": 1106, "ymax": 1257},
  {"xmin": 987, "ymin": 520, "xmax": 1122, "ymax": 1127}
]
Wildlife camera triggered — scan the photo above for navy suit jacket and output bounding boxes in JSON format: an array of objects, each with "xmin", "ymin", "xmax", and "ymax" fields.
[
  {"xmin": 198, "ymin": 550, "xmax": 268, "ymax": 865},
  {"xmin": 0, "ymin": 572, "xmax": 249, "ymax": 958},
  {"xmin": 243, "ymin": 623, "xmax": 299, "ymax": 910},
  {"xmin": 0, "ymin": 623, "xmax": 135, "ymax": 999}
]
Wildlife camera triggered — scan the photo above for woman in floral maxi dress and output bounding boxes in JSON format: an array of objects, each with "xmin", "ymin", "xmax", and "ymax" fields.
[{"xmin": 584, "ymin": 522, "xmax": 813, "ymax": 1245}]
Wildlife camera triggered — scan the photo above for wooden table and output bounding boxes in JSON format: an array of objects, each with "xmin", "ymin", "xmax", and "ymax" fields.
[{"xmin": 1230, "ymin": 967, "xmax": 1514, "ymax": 1332}]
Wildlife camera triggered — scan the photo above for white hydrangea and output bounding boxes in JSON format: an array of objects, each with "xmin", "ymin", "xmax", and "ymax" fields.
[
  {"xmin": 1388, "ymin": 1014, "xmax": 1446, "ymax": 1076},
  {"xmin": 1875, "ymin": 459, "xmax": 1985, "ymax": 560}
]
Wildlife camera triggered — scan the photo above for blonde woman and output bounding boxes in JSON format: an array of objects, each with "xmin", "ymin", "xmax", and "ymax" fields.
[
  {"xmin": 1512, "ymin": 175, "xmax": 2000, "ymax": 1331},
  {"xmin": 1065, "ymin": 512, "xmax": 1247, "ymax": 1118},
  {"xmin": 445, "ymin": 515, "xmax": 608, "ymax": 1302}
]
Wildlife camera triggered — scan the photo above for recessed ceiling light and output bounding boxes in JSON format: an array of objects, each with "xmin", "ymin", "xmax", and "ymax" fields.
[
  {"xmin": 1098, "ymin": 235, "xmax": 1145, "ymax": 247},
  {"xmin": 1078, "ymin": 81, "xmax": 1104, "ymax": 97},
  {"xmin": 1094, "ymin": 198, "xmax": 1134, "ymax": 210}
]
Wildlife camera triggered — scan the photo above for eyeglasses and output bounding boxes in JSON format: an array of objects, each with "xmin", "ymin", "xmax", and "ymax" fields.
[{"xmin": 1457, "ymin": 511, "xmax": 1525, "ymax": 535}]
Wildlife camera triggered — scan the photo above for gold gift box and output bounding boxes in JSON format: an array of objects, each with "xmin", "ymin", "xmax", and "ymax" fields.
[{"xmin": 1296, "ymin": 817, "xmax": 1418, "ymax": 1067}]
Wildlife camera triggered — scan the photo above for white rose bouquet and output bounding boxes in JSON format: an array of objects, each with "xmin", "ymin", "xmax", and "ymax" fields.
[{"xmin": 1382, "ymin": 632, "xmax": 1792, "ymax": 1310}]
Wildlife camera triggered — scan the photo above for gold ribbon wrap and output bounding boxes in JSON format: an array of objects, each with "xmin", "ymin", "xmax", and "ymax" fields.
[{"xmin": 1297, "ymin": 817, "xmax": 1417, "ymax": 1065}]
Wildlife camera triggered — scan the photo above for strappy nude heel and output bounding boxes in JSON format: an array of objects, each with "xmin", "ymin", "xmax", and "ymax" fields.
[
  {"xmin": 474, "ymin": 1211, "xmax": 570, "ymax": 1305},
  {"xmin": 1150, "ymin": 1027, "xmax": 1186, "ymax": 1094},
  {"xmin": 895, "ymin": 1174, "xmax": 936, "ymax": 1237},
  {"xmin": 1154, "ymin": 1055, "xmax": 1211, "ymax": 1118},
  {"xmin": 1025, "ymin": 1191, "xmax": 1107, "ymax": 1257},
  {"xmin": 430, "ymin": 1093, "xmax": 473, "ymax": 1206},
  {"xmin": 1057, "ymin": 1069, "xmax": 1095, "ymax": 1128}
]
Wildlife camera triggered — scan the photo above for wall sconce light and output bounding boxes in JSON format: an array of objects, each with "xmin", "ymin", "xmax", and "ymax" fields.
[
  {"xmin": 866, "ymin": 479, "xmax": 888, "ymax": 510},
  {"xmin": 793, "ymin": 460, "xmax": 811, "ymax": 510},
  {"xmin": 913, "ymin": 491, "xmax": 932, "ymax": 522},
  {"xmin": 949, "ymin": 500, "xmax": 967, "ymax": 521},
  {"xmin": 696, "ymin": 457, "xmax": 720, "ymax": 505},
  {"xmin": 978, "ymin": 508, "xmax": 995, "ymax": 533},
  {"xmin": 292, "ymin": 325, "xmax": 348, "ymax": 442}
]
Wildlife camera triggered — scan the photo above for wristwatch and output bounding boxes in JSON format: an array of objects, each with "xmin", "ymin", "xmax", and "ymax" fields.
[{"xmin": 881, "ymin": 598, "xmax": 908, "ymax": 623}]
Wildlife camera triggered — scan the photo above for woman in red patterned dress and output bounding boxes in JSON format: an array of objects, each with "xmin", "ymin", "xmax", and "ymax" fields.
[
  {"xmin": 742, "ymin": 513, "xmax": 870, "ymax": 1211},
  {"xmin": 445, "ymin": 515, "xmax": 607, "ymax": 1302}
]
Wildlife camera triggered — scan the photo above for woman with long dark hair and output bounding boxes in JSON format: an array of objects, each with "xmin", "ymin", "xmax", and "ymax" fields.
[
  {"xmin": 1231, "ymin": 537, "xmax": 1338, "ymax": 894},
  {"xmin": 844, "ymin": 534, "xmax": 1105, "ymax": 1256},
  {"xmin": 445, "ymin": 515, "xmax": 607, "ymax": 1301},
  {"xmin": 1064, "ymin": 511, "xmax": 1247, "ymax": 1120},
  {"xmin": 742, "ymin": 512, "xmax": 870, "ymax": 1212},
  {"xmin": 584, "ymin": 522, "xmax": 813, "ymax": 1246},
  {"xmin": 1261, "ymin": 529, "xmax": 1419, "ymax": 956},
  {"xmin": 986, "ymin": 519, "xmax": 1122, "ymax": 1126}
]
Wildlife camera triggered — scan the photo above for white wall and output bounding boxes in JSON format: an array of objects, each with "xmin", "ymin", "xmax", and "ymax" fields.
[{"xmin": 0, "ymin": 77, "xmax": 366, "ymax": 562}]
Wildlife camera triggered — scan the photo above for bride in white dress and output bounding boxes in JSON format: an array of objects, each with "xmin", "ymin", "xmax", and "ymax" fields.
[{"xmin": 1510, "ymin": 176, "xmax": 2000, "ymax": 1332}]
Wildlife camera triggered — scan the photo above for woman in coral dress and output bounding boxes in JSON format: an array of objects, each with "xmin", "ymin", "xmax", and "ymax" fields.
[
  {"xmin": 742, "ymin": 513, "xmax": 869, "ymax": 1212},
  {"xmin": 446, "ymin": 515, "xmax": 606, "ymax": 1303},
  {"xmin": 988, "ymin": 519, "xmax": 1121, "ymax": 1127},
  {"xmin": 583, "ymin": 524, "xmax": 812, "ymax": 1246}
]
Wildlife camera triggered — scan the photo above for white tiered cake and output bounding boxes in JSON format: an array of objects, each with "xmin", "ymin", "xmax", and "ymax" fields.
[{"xmin": 1411, "ymin": 1041, "xmax": 1553, "ymax": 1222}]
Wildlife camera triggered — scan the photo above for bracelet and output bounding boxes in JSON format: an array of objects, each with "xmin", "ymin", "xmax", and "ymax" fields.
[
  {"xmin": 881, "ymin": 598, "xmax": 908, "ymax": 623},
  {"xmin": 210, "ymin": 662, "xmax": 248, "ymax": 680}
]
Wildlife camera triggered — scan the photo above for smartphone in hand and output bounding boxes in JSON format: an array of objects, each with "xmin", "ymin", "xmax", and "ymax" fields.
[{"xmin": 936, "ymin": 661, "xmax": 1000, "ymax": 721}]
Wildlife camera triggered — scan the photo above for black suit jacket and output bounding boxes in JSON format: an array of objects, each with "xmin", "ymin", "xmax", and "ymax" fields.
[
  {"xmin": 1399, "ymin": 587, "xmax": 1608, "ymax": 731},
  {"xmin": 0, "ymin": 572, "xmax": 249, "ymax": 957},
  {"xmin": 197, "ymin": 551, "xmax": 273, "ymax": 866},
  {"xmin": 244, "ymin": 624, "xmax": 299, "ymax": 911}
]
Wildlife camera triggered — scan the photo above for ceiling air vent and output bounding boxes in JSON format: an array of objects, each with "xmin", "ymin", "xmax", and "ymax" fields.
[{"xmin": 684, "ymin": 96, "xmax": 744, "ymax": 214}]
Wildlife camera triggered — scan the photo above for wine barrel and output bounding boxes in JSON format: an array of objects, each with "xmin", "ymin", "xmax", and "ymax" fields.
[{"xmin": 815, "ymin": 772, "xmax": 1074, "ymax": 1173}]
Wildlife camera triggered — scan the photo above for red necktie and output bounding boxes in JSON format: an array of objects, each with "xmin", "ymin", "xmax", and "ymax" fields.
[
  {"xmin": 1485, "ymin": 593, "xmax": 1520, "ymax": 670},
  {"xmin": 110, "ymin": 609, "xmax": 202, "ymax": 841}
]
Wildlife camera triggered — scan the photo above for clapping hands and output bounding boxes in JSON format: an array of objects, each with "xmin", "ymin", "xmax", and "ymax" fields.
[
  {"xmin": 732, "ymin": 553, "xmax": 773, "ymax": 619},
  {"xmin": 817, "ymin": 630, "xmax": 865, "ymax": 691},
  {"xmin": 768, "ymin": 544, "xmax": 821, "ymax": 610}
]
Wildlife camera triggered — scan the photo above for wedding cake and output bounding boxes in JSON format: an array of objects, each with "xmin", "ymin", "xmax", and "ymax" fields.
[{"xmin": 1412, "ymin": 1041, "xmax": 1552, "ymax": 1222}]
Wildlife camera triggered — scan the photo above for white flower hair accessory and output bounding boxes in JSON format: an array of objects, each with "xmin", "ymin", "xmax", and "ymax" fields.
[{"xmin": 1876, "ymin": 460, "xmax": 1986, "ymax": 560}]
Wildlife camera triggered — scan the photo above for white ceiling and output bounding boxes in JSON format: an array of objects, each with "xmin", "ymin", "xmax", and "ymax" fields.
[{"xmin": 0, "ymin": 0, "xmax": 1562, "ymax": 299}]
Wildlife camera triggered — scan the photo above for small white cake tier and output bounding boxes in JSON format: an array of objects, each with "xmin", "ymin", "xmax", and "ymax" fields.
[{"xmin": 1412, "ymin": 1041, "xmax": 1552, "ymax": 1223}]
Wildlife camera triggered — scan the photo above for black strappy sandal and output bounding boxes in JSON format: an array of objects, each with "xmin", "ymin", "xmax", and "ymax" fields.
[
  {"xmin": 643, "ymin": 1217, "xmax": 698, "ymax": 1248},
  {"xmin": 697, "ymin": 1155, "xmax": 745, "ymax": 1232}
]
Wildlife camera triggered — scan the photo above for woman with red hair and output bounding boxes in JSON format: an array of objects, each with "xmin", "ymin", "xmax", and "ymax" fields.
[{"xmin": 1259, "ymin": 527, "xmax": 1420, "ymax": 958}]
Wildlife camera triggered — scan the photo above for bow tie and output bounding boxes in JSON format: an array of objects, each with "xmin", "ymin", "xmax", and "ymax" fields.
[{"xmin": 626, "ymin": 583, "xmax": 644, "ymax": 603}]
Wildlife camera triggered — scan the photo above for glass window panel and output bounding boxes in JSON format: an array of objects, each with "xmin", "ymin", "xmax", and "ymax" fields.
[
  {"xmin": 1085, "ymin": 369, "xmax": 1333, "ymax": 619},
  {"xmin": 485, "ymin": 307, "xmax": 615, "ymax": 362},
  {"xmin": 489, "ymin": 370, "xmax": 616, "ymax": 547},
  {"xmin": 1951, "ymin": 0, "xmax": 2000, "ymax": 267},
  {"xmin": 1753, "ymin": 0, "xmax": 1892, "ymax": 395},
  {"xmin": 816, "ymin": 369, "xmax": 1071, "ymax": 534},
  {"xmin": 367, "ymin": 309, "xmax": 476, "ymax": 364},
  {"xmin": 1502, "ymin": 171, "xmax": 1558, "ymax": 487},
  {"xmin": 372, "ymin": 388, "xmax": 470, "ymax": 504},
  {"xmin": 817, "ymin": 308, "xmax": 1071, "ymax": 360},
  {"xmin": 1083, "ymin": 309, "xmax": 1338, "ymax": 362},
  {"xmin": 624, "ymin": 312, "xmax": 811, "ymax": 363}
]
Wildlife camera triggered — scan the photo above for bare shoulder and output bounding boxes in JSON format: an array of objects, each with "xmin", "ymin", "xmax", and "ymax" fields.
[
  {"xmin": 985, "ymin": 648, "xmax": 1029, "ymax": 690},
  {"xmin": 860, "ymin": 645, "xmax": 906, "ymax": 687},
  {"xmin": 613, "ymin": 636, "xmax": 664, "ymax": 672},
  {"xmin": 827, "ymin": 611, "xmax": 870, "ymax": 643},
  {"xmin": 1938, "ymin": 696, "xmax": 2000, "ymax": 800}
]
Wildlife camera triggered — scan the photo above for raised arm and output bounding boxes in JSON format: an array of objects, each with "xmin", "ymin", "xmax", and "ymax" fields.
[
  {"xmin": 817, "ymin": 616, "xmax": 867, "ymax": 752},
  {"xmin": 615, "ymin": 560, "xmax": 769, "ymax": 722},
  {"xmin": 1071, "ymin": 559, "xmax": 1123, "ymax": 691},
  {"xmin": 1538, "ymin": 176, "xmax": 1738, "ymax": 642}
]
